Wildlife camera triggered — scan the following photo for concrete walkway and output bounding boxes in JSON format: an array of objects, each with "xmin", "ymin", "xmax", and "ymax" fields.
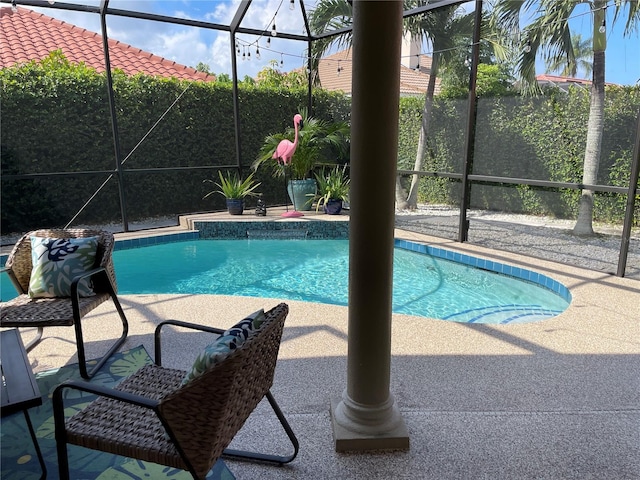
[{"xmin": 17, "ymin": 227, "xmax": 640, "ymax": 479}]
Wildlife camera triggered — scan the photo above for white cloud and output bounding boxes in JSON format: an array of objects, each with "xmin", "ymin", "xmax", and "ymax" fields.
[{"xmin": 210, "ymin": 34, "xmax": 233, "ymax": 74}]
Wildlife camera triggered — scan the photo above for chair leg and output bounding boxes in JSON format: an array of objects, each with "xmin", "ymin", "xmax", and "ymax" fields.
[
  {"xmin": 223, "ymin": 390, "xmax": 299, "ymax": 465},
  {"xmin": 53, "ymin": 387, "xmax": 71, "ymax": 480},
  {"xmin": 24, "ymin": 326, "xmax": 44, "ymax": 353},
  {"xmin": 76, "ymin": 288, "xmax": 129, "ymax": 380}
]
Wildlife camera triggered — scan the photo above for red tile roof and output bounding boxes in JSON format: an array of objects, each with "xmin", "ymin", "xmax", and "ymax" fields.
[
  {"xmin": 0, "ymin": 6, "xmax": 214, "ymax": 81},
  {"xmin": 316, "ymin": 48, "xmax": 440, "ymax": 96},
  {"xmin": 536, "ymin": 73, "xmax": 617, "ymax": 87}
]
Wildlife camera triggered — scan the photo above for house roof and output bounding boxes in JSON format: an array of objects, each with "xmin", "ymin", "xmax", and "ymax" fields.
[
  {"xmin": 0, "ymin": 6, "xmax": 214, "ymax": 81},
  {"xmin": 316, "ymin": 48, "xmax": 439, "ymax": 96},
  {"xmin": 536, "ymin": 73, "xmax": 617, "ymax": 89}
]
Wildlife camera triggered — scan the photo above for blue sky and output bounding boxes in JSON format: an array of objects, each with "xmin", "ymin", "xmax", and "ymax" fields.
[{"xmin": 26, "ymin": 0, "xmax": 640, "ymax": 85}]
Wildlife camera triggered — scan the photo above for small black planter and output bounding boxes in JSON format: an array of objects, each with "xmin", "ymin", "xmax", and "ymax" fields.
[
  {"xmin": 323, "ymin": 199, "xmax": 343, "ymax": 215},
  {"xmin": 226, "ymin": 198, "xmax": 244, "ymax": 215}
]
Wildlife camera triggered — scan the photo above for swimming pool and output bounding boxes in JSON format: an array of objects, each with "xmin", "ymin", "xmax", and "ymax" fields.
[{"xmin": 112, "ymin": 239, "xmax": 570, "ymax": 324}]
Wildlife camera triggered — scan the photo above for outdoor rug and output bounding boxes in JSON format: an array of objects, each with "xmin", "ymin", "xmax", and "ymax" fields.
[{"xmin": 1, "ymin": 345, "xmax": 235, "ymax": 480}]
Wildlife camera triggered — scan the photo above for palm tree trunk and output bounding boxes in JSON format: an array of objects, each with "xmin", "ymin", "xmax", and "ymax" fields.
[
  {"xmin": 573, "ymin": 49, "xmax": 605, "ymax": 235},
  {"xmin": 404, "ymin": 54, "xmax": 440, "ymax": 210},
  {"xmin": 395, "ymin": 176, "xmax": 409, "ymax": 210}
]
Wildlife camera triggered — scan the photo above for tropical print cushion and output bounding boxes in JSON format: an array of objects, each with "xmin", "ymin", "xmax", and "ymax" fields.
[
  {"xmin": 222, "ymin": 309, "xmax": 266, "ymax": 342},
  {"xmin": 28, "ymin": 236, "xmax": 99, "ymax": 298},
  {"xmin": 182, "ymin": 309, "xmax": 266, "ymax": 385}
]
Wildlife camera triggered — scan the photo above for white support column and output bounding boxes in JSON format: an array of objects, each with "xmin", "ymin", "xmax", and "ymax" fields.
[{"xmin": 331, "ymin": 0, "xmax": 409, "ymax": 452}]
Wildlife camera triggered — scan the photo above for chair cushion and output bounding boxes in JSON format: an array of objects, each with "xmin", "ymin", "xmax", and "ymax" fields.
[
  {"xmin": 28, "ymin": 236, "xmax": 99, "ymax": 298},
  {"xmin": 182, "ymin": 309, "xmax": 265, "ymax": 385}
]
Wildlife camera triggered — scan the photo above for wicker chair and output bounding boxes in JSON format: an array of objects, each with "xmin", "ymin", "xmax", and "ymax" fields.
[
  {"xmin": 0, "ymin": 228, "xmax": 128, "ymax": 379},
  {"xmin": 52, "ymin": 302, "xmax": 298, "ymax": 480}
]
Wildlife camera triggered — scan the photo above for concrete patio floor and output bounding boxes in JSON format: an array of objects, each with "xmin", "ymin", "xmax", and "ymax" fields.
[{"xmin": 12, "ymin": 213, "xmax": 640, "ymax": 479}]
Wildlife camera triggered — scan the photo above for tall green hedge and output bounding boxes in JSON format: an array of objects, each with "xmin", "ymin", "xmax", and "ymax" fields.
[
  {"xmin": 0, "ymin": 54, "xmax": 350, "ymax": 232},
  {"xmin": 1, "ymin": 53, "xmax": 638, "ymax": 232},
  {"xmin": 398, "ymin": 86, "xmax": 640, "ymax": 223}
]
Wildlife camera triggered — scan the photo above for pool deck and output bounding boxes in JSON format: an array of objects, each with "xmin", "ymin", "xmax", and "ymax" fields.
[{"xmin": 14, "ymin": 208, "xmax": 640, "ymax": 479}]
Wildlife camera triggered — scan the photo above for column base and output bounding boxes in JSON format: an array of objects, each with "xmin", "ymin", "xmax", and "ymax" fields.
[{"xmin": 331, "ymin": 398, "xmax": 410, "ymax": 452}]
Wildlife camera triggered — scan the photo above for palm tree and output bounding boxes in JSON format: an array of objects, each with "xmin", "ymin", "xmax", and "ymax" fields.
[
  {"xmin": 402, "ymin": 5, "xmax": 474, "ymax": 209},
  {"xmin": 309, "ymin": 0, "xmax": 474, "ymax": 210},
  {"xmin": 544, "ymin": 33, "xmax": 593, "ymax": 78},
  {"xmin": 494, "ymin": 0, "xmax": 640, "ymax": 235}
]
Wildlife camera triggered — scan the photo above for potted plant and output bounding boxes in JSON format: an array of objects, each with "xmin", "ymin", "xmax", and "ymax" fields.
[
  {"xmin": 254, "ymin": 109, "xmax": 350, "ymax": 211},
  {"xmin": 311, "ymin": 165, "xmax": 351, "ymax": 214},
  {"xmin": 203, "ymin": 170, "xmax": 261, "ymax": 215}
]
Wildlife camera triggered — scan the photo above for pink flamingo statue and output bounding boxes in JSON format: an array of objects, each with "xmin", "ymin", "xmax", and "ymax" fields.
[{"xmin": 273, "ymin": 114, "xmax": 304, "ymax": 218}]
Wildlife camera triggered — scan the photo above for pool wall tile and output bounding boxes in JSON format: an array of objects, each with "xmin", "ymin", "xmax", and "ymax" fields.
[
  {"xmin": 114, "ymin": 231, "xmax": 199, "ymax": 250},
  {"xmin": 394, "ymin": 238, "xmax": 572, "ymax": 303},
  {"xmin": 195, "ymin": 221, "xmax": 349, "ymax": 240}
]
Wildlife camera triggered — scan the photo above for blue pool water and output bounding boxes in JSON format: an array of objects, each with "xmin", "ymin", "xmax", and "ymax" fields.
[{"xmin": 111, "ymin": 239, "xmax": 570, "ymax": 324}]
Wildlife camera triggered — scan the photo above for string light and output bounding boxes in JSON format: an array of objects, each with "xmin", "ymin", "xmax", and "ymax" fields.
[
  {"xmin": 599, "ymin": 7, "xmax": 607, "ymax": 34},
  {"xmin": 234, "ymin": 0, "xmax": 612, "ymax": 78},
  {"xmin": 11, "ymin": 0, "xmax": 17, "ymax": 12},
  {"xmin": 232, "ymin": 0, "xmax": 608, "ymax": 75}
]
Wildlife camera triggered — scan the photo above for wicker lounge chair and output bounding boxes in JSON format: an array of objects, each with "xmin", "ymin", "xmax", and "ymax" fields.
[
  {"xmin": 0, "ymin": 228, "xmax": 128, "ymax": 379},
  {"xmin": 53, "ymin": 302, "xmax": 298, "ymax": 480}
]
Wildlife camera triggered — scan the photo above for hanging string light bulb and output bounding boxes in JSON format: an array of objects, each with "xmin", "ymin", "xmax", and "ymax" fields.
[
  {"xmin": 247, "ymin": 49, "xmax": 251, "ymax": 60},
  {"xmin": 289, "ymin": 0, "xmax": 295, "ymax": 11},
  {"xmin": 256, "ymin": 45, "xmax": 261, "ymax": 60},
  {"xmin": 267, "ymin": 36, "xmax": 271, "ymax": 47},
  {"xmin": 280, "ymin": 53, "xmax": 284, "ymax": 67},
  {"xmin": 599, "ymin": 5, "xmax": 607, "ymax": 33},
  {"xmin": 242, "ymin": 46, "xmax": 246, "ymax": 61},
  {"xmin": 337, "ymin": 60, "xmax": 343, "ymax": 76},
  {"xmin": 271, "ymin": 22, "xmax": 277, "ymax": 37},
  {"xmin": 236, "ymin": 43, "xmax": 241, "ymax": 56},
  {"xmin": 11, "ymin": 0, "xmax": 17, "ymax": 12},
  {"xmin": 414, "ymin": 53, "xmax": 421, "ymax": 71},
  {"xmin": 599, "ymin": 20, "xmax": 606, "ymax": 33}
]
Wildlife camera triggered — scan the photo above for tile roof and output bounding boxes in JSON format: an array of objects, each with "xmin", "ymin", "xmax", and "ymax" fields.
[
  {"xmin": 536, "ymin": 73, "xmax": 617, "ymax": 87},
  {"xmin": 536, "ymin": 74, "xmax": 592, "ymax": 86},
  {"xmin": 316, "ymin": 48, "xmax": 440, "ymax": 96},
  {"xmin": 0, "ymin": 6, "xmax": 214, "ymax": 81}
]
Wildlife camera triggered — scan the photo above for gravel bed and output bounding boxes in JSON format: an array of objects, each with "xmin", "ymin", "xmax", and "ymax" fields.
[{"xmin": 395, "ymin": 205, "xmax": 640, "ymax": 280}]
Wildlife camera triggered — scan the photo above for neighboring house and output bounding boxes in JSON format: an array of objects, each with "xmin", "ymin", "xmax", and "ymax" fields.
[
  {"xmin": 0, "ymin": 6, "xmax": 214, "ymax": 81},
  {"xmin": 536, "ymin": 73, "xmax": 617, "ymax": 92},
  {"xmin": 315, "ymin": 36, "xmax": 439, "ymax": 97}
]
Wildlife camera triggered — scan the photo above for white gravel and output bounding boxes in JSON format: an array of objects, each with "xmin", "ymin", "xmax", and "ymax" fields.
[{"xmin": 395, "ymin": 205, "xmax": 640, "ymax": 280}]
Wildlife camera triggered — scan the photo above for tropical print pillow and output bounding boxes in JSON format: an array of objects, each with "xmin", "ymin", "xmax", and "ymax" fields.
[
  {"xmin": 222, "ymin": 309, "xmax": 266, "ymax": 342},
  {"xmin": 28, "ymin": 236, "xmax": 99, "ymax": 298},
  {"xmin": 182, "ymin": 309, "xmax": 266, "ymax": 385}
]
